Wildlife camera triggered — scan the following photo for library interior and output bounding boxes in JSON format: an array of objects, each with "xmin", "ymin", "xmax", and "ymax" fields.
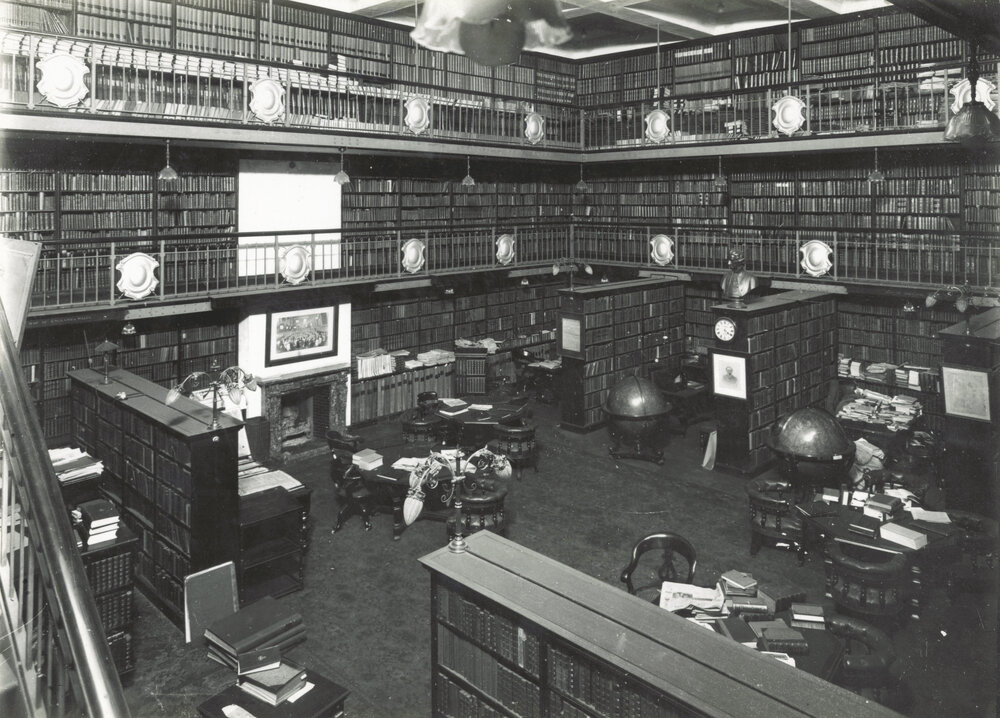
[{"xmin": 1, "ymin": 0, "xmax": 999, "ymax": 716}]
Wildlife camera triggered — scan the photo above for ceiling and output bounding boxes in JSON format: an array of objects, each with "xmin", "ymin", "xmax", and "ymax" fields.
[{"xmin": 298, "ymin": 0, "xmax": 1000, "ymax": 58}]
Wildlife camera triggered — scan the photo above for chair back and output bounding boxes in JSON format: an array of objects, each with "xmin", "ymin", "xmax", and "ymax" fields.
[
  {"xmin": 417, "ymin": 391, "xmax": 439, "ymax": 415},
  {"xmin": 620, "ymin": 532, "xmax": 697, "ymax": 598},
  {"xmin": 824, "ymin": 541, "xmax": 919, "ymax": 625},
  {"xmin": 493, "ymin": 422, "xmax": 536, "ymax": 457}
]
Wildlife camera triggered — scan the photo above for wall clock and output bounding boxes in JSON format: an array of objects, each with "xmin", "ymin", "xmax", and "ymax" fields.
[{"xmin": 714, "ymin": 317, "xmax": 737, "ymax": 342}]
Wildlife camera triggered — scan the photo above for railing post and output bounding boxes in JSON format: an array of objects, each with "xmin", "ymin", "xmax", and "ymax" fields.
[{"xmin": 273, "ymin": 234, "xmax": 280, "ymax": 286}]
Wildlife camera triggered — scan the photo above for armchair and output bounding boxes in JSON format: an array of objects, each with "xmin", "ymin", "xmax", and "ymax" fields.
[
  {"xmin": 823, "ymin": 541, "xmax": 921, "ymax": 629},
  {"xmin": 825, "ymin": 614, "xmax": 906, "ymax": 709},
  {"xmin": 327, "ymin": 430, "xmax": 375, "ymax": 533},
  {"xmin": 746, "ymin": 477, "xmax": 805, "ymax": 564},
  {"xmin": 619, "ymin": 532, "xmax": 697, "ymax": 603}
]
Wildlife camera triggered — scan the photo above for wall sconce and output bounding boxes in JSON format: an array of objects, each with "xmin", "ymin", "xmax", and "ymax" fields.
[
  {"xmin": 902, "ymin": 300, "xmax": 916, "ymax": 313},
  {"xmin": 157, "ymin": 139, "xmax": 179, "ymax": 182},
  {"xmin": 96, "ymin": 340, "xmax": 119, "ymax": 384},
  {"xmin": 166, "ymin": 357, "xmax": 258, "ymax": 429},
  {"xmin": 121, "ymin": 322, "xmax": 136, "ymax": 336},
  {"xmin": 461, "ymin": 156, "xmax": 475, "ymax": 187},
  {"xmin": 334, "ymin": 148, "xmax": 351, "ymax": 186},
  {"xmin": 520, "ymin": 278, "xmax": 529, "ymax": 286}
]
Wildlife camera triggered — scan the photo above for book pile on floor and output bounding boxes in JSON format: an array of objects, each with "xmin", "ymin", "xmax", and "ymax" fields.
[
  {"xmin": 204, "ymin": 596, "xmax": 313, "ymax": 706},
  {"xmin": 718, "ymin": 570, "xmax": 773, "ymax": 618},
  {"xmin": 71, "ymin": 498, "xmax": 119, "ymax": 548},
  {"xmin": 49, "ymin": 447, "xmax": 103, "ymax": 486}
]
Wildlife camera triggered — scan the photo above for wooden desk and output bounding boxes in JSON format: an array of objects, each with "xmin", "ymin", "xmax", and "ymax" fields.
[
  {"xmin": 798, "ymin": 501, "xmax": 961, "ymax": 556},
  {"xmin": 197, "ymin": 670, "xmax": 349, "ymax": 718},
  {"xmin": 433, "ymin": 402, "xmax": 521, "ymax": 448}
]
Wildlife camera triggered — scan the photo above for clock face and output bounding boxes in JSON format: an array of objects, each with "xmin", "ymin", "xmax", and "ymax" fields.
[{"xmin": 715, "ymin": 317, "xmax": 737, "ymax": 342}]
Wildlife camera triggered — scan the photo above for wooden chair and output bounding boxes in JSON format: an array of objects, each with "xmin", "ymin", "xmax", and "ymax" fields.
[
  {"xmin": 825, "ymin": 614, "xmax": 906, "ymax": 709},
  {"xmin": 327, "ymin": 430, "xmax": 376, "ymax": 533},
  {"xmin": 746, "ymin": 477, "xmax": 806, "ymax": 564},
  {"xmin": 823, "ymin": 541, "xmax": 921, "ymax": 630},
  {"xmin": 401, "ymin": 408, "xmax": 444, "ymax": 446},
  {"xmin": 619, "ymin": 532, "xmax": 697, "ymax": 603},
  {"xmin": 491, "ymin": 420, "xmax": 537, "ymax": 480}
]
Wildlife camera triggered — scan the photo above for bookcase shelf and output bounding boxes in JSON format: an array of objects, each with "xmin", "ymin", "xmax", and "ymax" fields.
[
  {"xmin": 70, "ymin": 367, "xmax": 241, "ymax": 628},
  {"xmin": 558, "ymin": 278, "xmax": 683, "ymax": 432},
  {"xmin": 78, "ymin": 526, "xmax": 138, "ymax": 675}
]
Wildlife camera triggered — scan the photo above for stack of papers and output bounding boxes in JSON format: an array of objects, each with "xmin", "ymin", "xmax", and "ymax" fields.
[
  {"xmin": 416, "ymin": 349, "xmax": 455, "ymax": 365},
  {"xmin": 48, "ymin": 447, "xmax": 103, "ymax": 485}
]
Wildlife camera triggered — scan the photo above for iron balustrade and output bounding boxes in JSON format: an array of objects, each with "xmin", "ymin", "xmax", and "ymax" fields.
[
  {"xmin": 0, "ymin": 295, "xmax": 131, "ymax": 717},
  {"xmin": 23, "ymin": 220, "xmax": 999, "ymax": 314},
  {"xmin": 2, "ymin": 30, "xmax": 997, "ymax": 151}
]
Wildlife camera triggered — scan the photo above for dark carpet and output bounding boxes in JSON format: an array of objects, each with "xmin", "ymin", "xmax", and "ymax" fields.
[{"xmin": 122, "ymin": 402, "xmax": 998, "ymax": 717}]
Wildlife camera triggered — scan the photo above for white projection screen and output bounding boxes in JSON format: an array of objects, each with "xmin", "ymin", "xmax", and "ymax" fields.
[{"xmin": 237, "ymin": 158, "xmax": 342, "ymax": 277}]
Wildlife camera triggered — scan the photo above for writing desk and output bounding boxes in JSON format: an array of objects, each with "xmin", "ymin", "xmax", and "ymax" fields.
[
  {"xmin": 798, "ymin": 501, "xmax": 960, "ymax": 556},
  {"xmin": 433, "ymin": 402, "xmax": 522, "ymax": 448},
  {"xmin": 197, "ymin": 670, "xmax": 349, "ymax": 718}
]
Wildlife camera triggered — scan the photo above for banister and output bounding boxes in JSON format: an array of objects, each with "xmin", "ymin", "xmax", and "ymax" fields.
[{"xmin": 0, "ymin": 296, "xmax": 131, "ymax": 718}]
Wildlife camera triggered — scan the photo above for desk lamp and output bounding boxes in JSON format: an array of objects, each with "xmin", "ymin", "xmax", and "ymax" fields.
[
  {"xmin": 95, "ymin": 340, "xmax": 119, "ymax": 384},
  {"xmin": 166, "ymin": 358, "xmax": 258, "ymax": 429}
]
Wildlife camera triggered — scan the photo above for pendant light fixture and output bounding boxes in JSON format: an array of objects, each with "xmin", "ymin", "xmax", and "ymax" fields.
[
  {"xmin": 713, "ymin": 156, "xmax": 728, "ymax": 189},
  {"xmin": 867, "ymin": 147, "xmax": 885, "ymax": 183},
  {"xmin": 334, "ymin": 148, "xmax": 351, "ymax": 186},
  {"xmin": 574, "ymin": 163, "xmax": 589, "ymax": 192},
  {"xmin": 944, "ymin": 44, "xmax": 1000, "ymax": 145},
  {"xmin": 461, "ymin": 156, "xmax": 475, "ymax": 187},
  {"xmin": 157, "ymin": 139, "xmax": 178, "ymax": 182}
]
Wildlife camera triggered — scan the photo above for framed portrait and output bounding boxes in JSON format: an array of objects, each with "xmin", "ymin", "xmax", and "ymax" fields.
[
  {"xmin": 558, "ymin": 313, "xmax": 583, "ymax": 359},
  {"xmin": 265, "ymin": 306, "xmax": 338, "ymax": 367},
  {"xmin": 712, "ymin": 352, "xmax": 748, "ymax": 400},
  {"xmin": 942, "ymin": 364, "xmax": 991, "ymax": 422}
]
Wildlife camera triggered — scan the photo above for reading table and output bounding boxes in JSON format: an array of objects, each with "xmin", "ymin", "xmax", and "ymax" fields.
[{"xmin": 197, "ymin": 669, "xmax": 348, "ymax": 718}]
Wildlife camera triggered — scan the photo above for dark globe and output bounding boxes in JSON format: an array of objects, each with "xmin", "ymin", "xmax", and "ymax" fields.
[
  {"xmin": 767, "ymin": 407, "xmax": 855, "ymax": 488},
  {"xmin": 604, "ymin": 376, "xmax": 672, "ymax": 464}
]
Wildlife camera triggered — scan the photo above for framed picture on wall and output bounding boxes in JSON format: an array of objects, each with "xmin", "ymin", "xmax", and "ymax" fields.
[
  {"xmin": 942, "ymin": 364, "xmax": 991, "ymax": 422},
  {"xmin": 712, "ymin": 352, "xmax": 748, "ymax": 400},
  {"xmin": 265, "ymin": 306, "xmax": 338, "ymax": 367},
  {"xmin": 558, "ymin": 313, "xmax": 583, "ymax": 359}
]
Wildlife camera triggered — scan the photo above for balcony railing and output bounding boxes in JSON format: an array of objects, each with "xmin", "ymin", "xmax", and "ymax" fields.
[
  {"xmin": 0, "ymin": 295, "xmax": 130, "ymax": 717},
  {"xmin": 3, "ymin": 30, "xmax": 996, "ymax": 152},
  {"xmin": 25, "ymin": 220, "xmax": 999, "ymax": 314}
]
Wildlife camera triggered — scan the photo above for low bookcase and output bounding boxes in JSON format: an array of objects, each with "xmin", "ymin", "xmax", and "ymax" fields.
[
  {"xmin": 79, "ymin": 525, "xmax": 138, "ymax": 675},
  {"xmin": 420, "ymin": 532, "xmax": 900, "ymax": 718}
]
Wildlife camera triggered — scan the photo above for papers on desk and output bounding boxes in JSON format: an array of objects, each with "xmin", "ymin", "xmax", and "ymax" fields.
[
  {"xmin": 468, "ymin": 404, "xmax": 493, "ymax": 412},
  {"xmin": 908, "ymin": 507, "xmax": 951, "ymax": 523},
  {"xmin": 659, "ymin": 581, "xmax": 725, "ymax": 613}
]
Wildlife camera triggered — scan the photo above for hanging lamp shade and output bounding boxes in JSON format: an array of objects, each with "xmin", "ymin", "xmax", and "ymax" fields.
[
  {"xmin": 867, "ymin": 147, "xmax": 885, "ymax": 183},
  {"xmin": 157, "ymin": 140, "xmax": 178, "ymax": 182},
  {"xmin": 713, "ymin": 156, "xmax": 728, "ymax": 189},
  {"xmin": 461, "ymin": 156, "xmax": 475, "ymax": 187},
  {"xmin": 945, "ymin": 45, "xmax": 1000, "ymax": 145},
  {"xmin": 334, "ymin": 150, "xmax": 350, "ymax": 186},
  {"xmin": 574, "ymin": 164, "xmax": 588, "ymax": 192},
  {"xmin": 412, "ymin": 0, "xmax": 571, "ymax": 67}
]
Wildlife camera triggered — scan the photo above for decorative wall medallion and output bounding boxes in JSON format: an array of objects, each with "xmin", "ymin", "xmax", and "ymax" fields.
[
  {"xmin": 772, "ymin": 94, "xmax": 806, "ymax": 136},
  {"xmin": 496, "ymin": 233, "xmax": 516, "ymax": 265},
  {"xmin": 116, "ymin": 252, "xmax": 159, "ymax": 300},
  {"xmin": 524, "ymin": 112, "xmax": 545, "ymax": 144},
  {"xmin": 404, "ymin": 97, "xmax": 431, "ymax": 135},
  {"xmin": 950, "ymin": 77, "xmax": 997, "ymax": 114},
  {"xmin": 401, "ymin": 237, "xmax": 426, "ymax": 273},
  {"xmin": 36, "ymin": 53, "xmax": 89, "ymax": 108},
  {"xmin": 279, "ymin": 244, "xmax": 312, "ymax": 285},
  {"xmin": 249, "ymin": 78, "xmax": 285, "ymax": 123},
  {"xmin": 644, "ymin": 109, "xmax": 670, "ymax": 142},
  {"xmin": 649, "ymin": 234, "xmax": 674, "ymax": 266},
  {"xmin": 799, "ymin": 239, "xmax": 833, "ymax": 277}
]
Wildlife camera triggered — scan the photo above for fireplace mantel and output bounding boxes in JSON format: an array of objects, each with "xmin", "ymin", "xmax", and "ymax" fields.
[{"xmin": 257, "ymin": 365, "xmax": 350, "ymax": 463}]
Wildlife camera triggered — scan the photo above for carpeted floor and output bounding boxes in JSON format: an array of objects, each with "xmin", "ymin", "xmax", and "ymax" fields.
[{"xmin": 122, "ymin": 401, "xmax": 998, "ymax": 717}]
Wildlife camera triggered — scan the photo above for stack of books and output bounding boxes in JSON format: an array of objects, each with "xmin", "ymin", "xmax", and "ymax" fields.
[
  {"xmin": 864, "ymin": 493, "xmax": 904, "ymax": 522},
  {"xmin": 718, "ymin": 570, "xmax": 772, "ymax": 617},
  {"xmin": 351, "ymin": 448, "xmax": 383, "ymax": 471},
  {"xmin": 789, "ymin": 603, "xmax": 826, "ymax": 629},
  {"xmin": 73, "ymin": 499, "xmax": 119, "ymax": 548},
  {"xmin": 204, "ymin": 596, "xmax": 305, "ymax": 671},
  {"xmin": 416, "ymin": 349, "xmax": 455, "ymax": 366},
  {"xmin": 354, "ymin": 351, "xmax": 395, "ymax": 379},
  {"xmin": 49, "ymin": 447, "xmax": 103, "ymax": 486},
  {"xmin": 879, "ymin": 522, "xmax": 928, "ymax": 549},
  {"xmin": 238, "ymin": 657, "xmax": 309, "ymax": 706},
  {"xmin": 438, "ymin": 398, "xmax": 469, "ymax": 416},
  {"xmin": 749, "ymin": 619, "xmax": 809, "ymax": 655}
]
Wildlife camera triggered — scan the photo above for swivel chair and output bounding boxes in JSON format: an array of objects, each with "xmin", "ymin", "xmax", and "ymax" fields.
[
  {"xmin": 491, "ymin": 418, "xmax": 537, "ymax": 480},
  {"xmin": 823, "ymin": 540, "xmax": 921, "ymax": 630},
  {"xmin": 327, "ymin": 430, "xmax": 375, "ymax": 533},
  {"xmin": 619, "ymin": 532, "xmax": 697, "ymax": 604}
]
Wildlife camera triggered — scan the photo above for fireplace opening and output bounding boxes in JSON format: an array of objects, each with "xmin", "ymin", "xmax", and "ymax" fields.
[{"xmin": 279, "ymin": 390, "xmax": 314, "ymax": 449}]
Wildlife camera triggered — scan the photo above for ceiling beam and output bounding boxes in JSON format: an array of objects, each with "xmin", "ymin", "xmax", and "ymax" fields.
[
  {"xmin": 759, "ymin": 0, "xmax": 841, "ymax": 17},
  {"xmin": 560, "ymin": 0, "xmax": 711, "ymax": 39},
  {"xmin": 885, "ymin": 0, "xmax": 1000, "ymax": 53}
]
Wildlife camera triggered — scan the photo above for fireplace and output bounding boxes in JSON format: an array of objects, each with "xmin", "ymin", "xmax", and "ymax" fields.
[{"xmin": 258, "ymin": 367, "xmax": 349, "ymax": 464}]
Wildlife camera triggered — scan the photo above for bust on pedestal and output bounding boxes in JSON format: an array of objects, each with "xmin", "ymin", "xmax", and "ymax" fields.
[{"xmin": 720, "ymin": 249, "xmax": 757, "ymax": 306}]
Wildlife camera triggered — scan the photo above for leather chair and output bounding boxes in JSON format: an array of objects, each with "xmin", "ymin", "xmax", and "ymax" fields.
[
  {"xmin": 619, "ymin": 532, "xmax": 697, "ymax": 603},
  {"xmin": 944, "ymin": 510, "xmax": 998, "ymax": 598},
  {"xmin": 491, "ymin": 420, "xmax": 537, "ymax": 480},
  {"xmin": 449, "ymin": 482, "xmax": 509, "ymax": 538},
  {"xmin": 327, "ymin": 430, "xmax": 375, "ymax": 533},
  {"xmin": 401, "ymin": 407, "xmax": 445, "ymax": 446},
  {"xmin": 823, "ymin": 540, "xmax": 921, "ymax": 629},
  {"xmin": 746, "ymin": 477, "xmax": 805, "ymax": 564},
  {"xmin": 825, "ymin": 614, "xmax": 906, "ymax": 709}
]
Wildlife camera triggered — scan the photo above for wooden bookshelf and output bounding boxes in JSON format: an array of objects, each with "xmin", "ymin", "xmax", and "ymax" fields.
[
  {"xmin": 799, "ymin": 15, "xmax": 875, "ymax": 81},
  {"xmin": 421, "ymin": 531, "xmax": 902, "ymax": 718},
  {"xmin": 0, "ymin": 169, "xmax": 56, "ymax": 240},
  {"xmin": 155, "ymin": 173, "xmax": 237, "ymax": 236},
  {"xmin": 711, "ymin": 291, "xmax": 838, "ymax": 474},
  {"xmin": 558, "ymin": 278, "xmax": 684, "ymax": 432},
  {"xmin": 69, "ymin": 367, "xmax": 242, "ymax": 628}
]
